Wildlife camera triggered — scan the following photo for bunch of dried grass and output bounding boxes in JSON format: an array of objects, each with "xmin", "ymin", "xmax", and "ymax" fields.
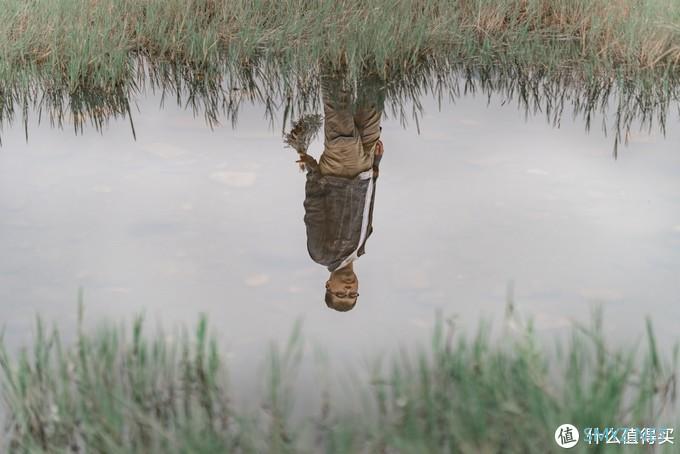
[{"xmin": 284, "ymin": 113, "xmax": 323, "ymax": 155}]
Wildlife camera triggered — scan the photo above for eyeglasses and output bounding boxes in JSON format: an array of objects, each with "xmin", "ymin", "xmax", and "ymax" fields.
[{"xmin": 329, "ymin": 290, "xmax": 359, "ymax": 299}]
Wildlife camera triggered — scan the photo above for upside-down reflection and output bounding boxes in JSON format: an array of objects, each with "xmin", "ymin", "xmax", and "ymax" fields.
[{"xmin": 290, "ymin": 74, "xmax": 385, "ymax": 312}]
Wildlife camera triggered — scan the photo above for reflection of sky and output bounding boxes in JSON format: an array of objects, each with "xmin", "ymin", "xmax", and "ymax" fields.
[{"xmin": 1, "ymin": 92, "xmax": 680, "ymax": 390}]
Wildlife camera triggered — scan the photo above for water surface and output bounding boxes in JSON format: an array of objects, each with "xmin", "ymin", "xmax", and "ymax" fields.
[{"xmin": 1, "ymin": 85, "xmax": 679, "ymax": 396}]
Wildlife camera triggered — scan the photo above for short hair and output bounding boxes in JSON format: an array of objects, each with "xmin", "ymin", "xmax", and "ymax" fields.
[{"xmin": 325, "ymin": 291, "xmax": 357, "ymax": 312}]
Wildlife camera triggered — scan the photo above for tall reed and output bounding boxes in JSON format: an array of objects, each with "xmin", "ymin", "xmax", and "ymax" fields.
[{"xmin": 1, "ymin": 308, "xmax": 677, "ymax": 453}]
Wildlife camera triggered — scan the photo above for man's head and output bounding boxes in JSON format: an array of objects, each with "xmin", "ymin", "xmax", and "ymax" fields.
[{"xmin": 325, "ymin": 264, "xmax": 359, "ymax": 312}]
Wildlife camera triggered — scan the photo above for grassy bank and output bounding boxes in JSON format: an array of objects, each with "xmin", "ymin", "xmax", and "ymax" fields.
[
  {"xmin": 2, "ymin": 0, "xmax": 680, "ymax": 89},
  {"xmin": 1, "ymin": 1, "xmax": 679, "ymax": 149},
  {"xmin": 1, "ymin": 310, "xmax": 677, "ymax": 453}
]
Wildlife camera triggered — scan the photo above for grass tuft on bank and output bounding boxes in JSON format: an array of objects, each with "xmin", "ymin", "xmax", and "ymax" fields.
[{"xmin": 0, "ymin": 307, "xmax": 677, "ymax": 453}]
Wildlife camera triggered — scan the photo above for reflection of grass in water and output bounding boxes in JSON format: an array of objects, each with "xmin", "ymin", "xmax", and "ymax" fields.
[
  {"xmin": 1, "ymin": 3, "xmax": 680, "ymax": 100},
  {"xmin": 1, "ymin": 304, "xmax": 677, "ymax": 453},
  {"xmin": 1, "ymin": 1, "xmax": 679, "ymax": 154}
]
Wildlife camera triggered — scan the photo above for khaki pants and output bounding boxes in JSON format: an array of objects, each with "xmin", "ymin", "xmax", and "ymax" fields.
[{"xmin": 319, "ymin": 77, "xmax": 383, "ymax": 178}]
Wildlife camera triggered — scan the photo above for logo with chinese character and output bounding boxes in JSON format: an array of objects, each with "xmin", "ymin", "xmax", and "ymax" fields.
[
  {"xmin": 582, "ymin": 426, "xmax": 675, "ymax": 446},
  {"xmin": 555, "ymin": 424, "xmax": 580, "ymax": 448}
]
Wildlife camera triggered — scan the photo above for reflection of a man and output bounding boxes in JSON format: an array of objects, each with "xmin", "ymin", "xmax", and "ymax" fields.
[{"xmin": 296, "ymin": 76, "xmax": 384, "ymax": 312}]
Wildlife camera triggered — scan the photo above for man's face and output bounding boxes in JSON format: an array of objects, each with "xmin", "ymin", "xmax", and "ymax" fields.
[{"xmin": 325, "ymin": 266, "xmax": 359, "ymax": 310}]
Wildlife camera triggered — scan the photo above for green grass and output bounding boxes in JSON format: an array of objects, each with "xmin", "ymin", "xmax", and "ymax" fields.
[
  {"xmin": 1, "ymin": 0, "xmax": 680, "ymax": 89},
  {"xmin": 1, "ymin": 1, "xmax": 680, "ymax": 150},
  {"xmin": 1, "ymin": 307, "xmax": 677, "ymax": 453}
]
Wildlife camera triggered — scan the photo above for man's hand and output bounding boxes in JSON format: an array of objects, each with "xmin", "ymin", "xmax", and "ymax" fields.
[
  {"xmin": 375, "ymin": 139, "xmax": 384, "ymax": 157},
  {"xmin": 296, "ymin": 153, "xmax": 318, "ymax": 171},
  {"xmin": 373, "ymin": 140, "xmax": 384, "ymax": 178}
]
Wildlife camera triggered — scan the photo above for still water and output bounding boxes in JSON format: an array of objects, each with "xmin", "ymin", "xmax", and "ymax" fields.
[{"xmin": 1, "ymin": 82, "xmax": 679, "ymax": 396}]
